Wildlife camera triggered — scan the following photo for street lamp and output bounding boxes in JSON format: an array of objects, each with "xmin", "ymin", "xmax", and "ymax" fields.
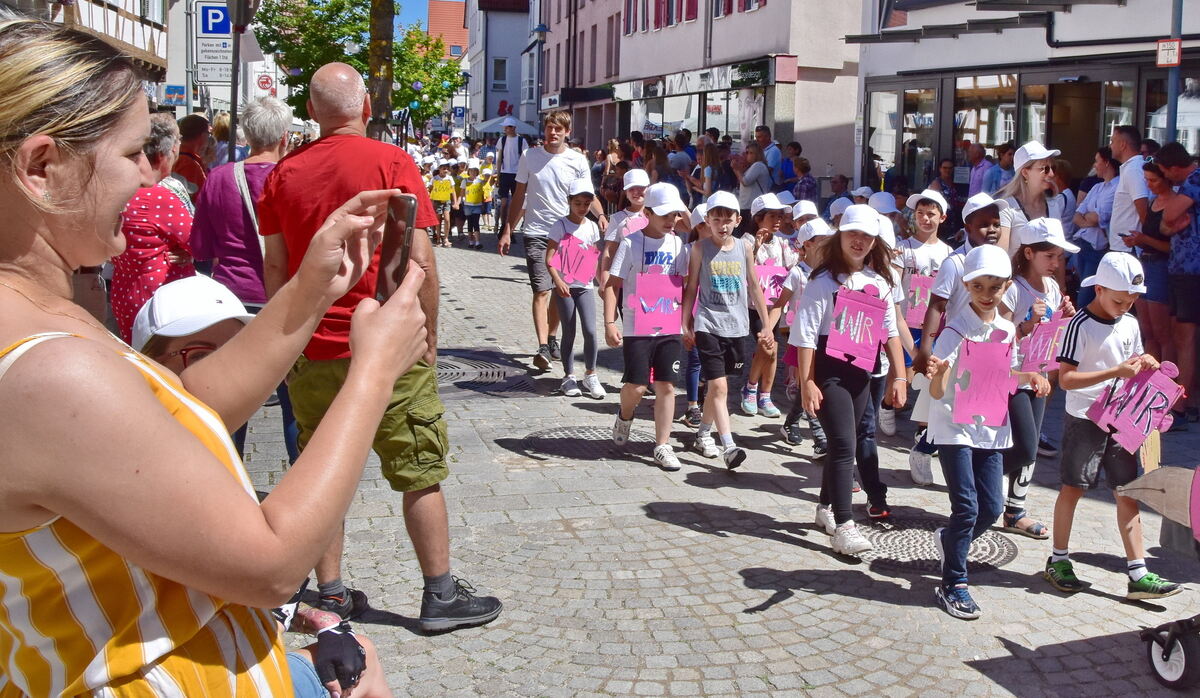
[{"xmin": 531, "ymin": 23, "xmax": 550, "ymax": 124}]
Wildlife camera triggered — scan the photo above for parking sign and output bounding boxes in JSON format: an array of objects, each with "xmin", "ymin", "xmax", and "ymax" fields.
[{"xmin": 197, "ymin": 3, "xmax": 231, "ymax": 36}]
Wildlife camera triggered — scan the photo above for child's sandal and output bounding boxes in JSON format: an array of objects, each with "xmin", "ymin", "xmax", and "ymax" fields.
[{"xmin": 1001, "ymin": 511, "xmax": 1049, "ymax": 539}]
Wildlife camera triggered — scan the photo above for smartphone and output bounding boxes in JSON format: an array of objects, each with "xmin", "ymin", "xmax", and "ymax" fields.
[{"xmin": 375, "ymin": 193, "xmax": 418, "ymax": 302}]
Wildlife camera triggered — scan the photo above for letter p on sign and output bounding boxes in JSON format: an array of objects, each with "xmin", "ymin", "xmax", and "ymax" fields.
[{"xmin": 200, "ymin": 5, "xmax": 230, "ymax": 35}]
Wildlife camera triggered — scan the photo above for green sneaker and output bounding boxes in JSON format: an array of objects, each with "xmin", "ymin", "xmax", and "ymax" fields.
[
  {"xmin": 1127, "ymin": 572, "xmax": 1183, "ymax": 600},
  {"xmin": 1044, "ymin": 557, "xmax": 1084, "ymax": 593}
]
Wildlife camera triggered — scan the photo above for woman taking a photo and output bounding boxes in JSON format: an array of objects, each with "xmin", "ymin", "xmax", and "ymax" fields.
[{"xmin": 0, "ymin": 18, "xmax": 427, "ymax": 696}]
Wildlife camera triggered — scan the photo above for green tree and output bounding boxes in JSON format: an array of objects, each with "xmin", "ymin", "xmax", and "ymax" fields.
[{"xmin": 255, "ymin": 0, "xmax": 464, "ymax": 129}]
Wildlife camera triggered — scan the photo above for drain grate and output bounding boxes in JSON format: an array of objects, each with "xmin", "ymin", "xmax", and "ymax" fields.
[
  {"xmin": 858, "ymin": 516, "xmax": 1018, "ymax": 574},
  {"xmin": 519, "ymin": 425, "xmax": 654, "ymax": 460},
  {"xmin": 436, "ymin": 350, "xmax": 540, "ymax": 400}
]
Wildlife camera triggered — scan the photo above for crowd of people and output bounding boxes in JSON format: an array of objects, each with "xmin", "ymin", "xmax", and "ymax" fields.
[{"xmin": 2, "ymin": 11, "xmax": 1199, "ymax": 695}]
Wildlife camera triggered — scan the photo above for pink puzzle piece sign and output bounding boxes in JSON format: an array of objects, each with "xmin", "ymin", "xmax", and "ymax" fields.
[
  {"xmin": 549, "ymin": 233, "xmax": 600, "ymax": 286},
  {"xmin": 1086, "ymin": 361, "xmax": 1186, "ymax": 454},
  {"xmin": 1018, "ymin": 312, "xmax": 1071, "ymax": 372},
  {"xmin": 951, "ymin": 330, "xmax": 1019, "ymax": 427},
  {"xmin": 621, "ymin": 215, "xmax": 648, "ymax": 236},
  {"xmin": 756, "ymin": 264, "xmax": 788, "ymax": 304},
  {"xmin": 628, "ymin": 274, "xmax": 684, "ymax": 336},
  {"xmin": 1191, "ymin": 470, "xmax": 1200, "ymax": 542},
  {"xmin": 904, "ymin": 274, "xmax": 935, "ymax": 327},
  {"xmin": 827, "ymin": 285, "xmax": 887, "ymax": 371}
]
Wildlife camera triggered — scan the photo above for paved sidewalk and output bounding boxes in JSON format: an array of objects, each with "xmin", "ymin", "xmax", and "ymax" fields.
[{"xmin": 244, "ymin": 237, "xmax": 1200, "ymax": 696}]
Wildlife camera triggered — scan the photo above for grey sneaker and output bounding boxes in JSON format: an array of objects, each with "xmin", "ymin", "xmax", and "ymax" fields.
[
  {"xmin": 582, "ymin": 373, "xmax": 606, "ymax": 399},
  {"xmin": 561, "ymin": 375, "xmax": 581, "ymax": 397},
  {"xmin": 694, "ymin": 430, "xmax": 720, "ymax": 458},
  {"xmin": 547, "ymin": 336, "xmax": 561, "ymax": 360},
  {"xmin": 533, "ymin": 344, "xmax": 552, "ymax": 371},
  {"xmin": 722, "ymin": 444, "xmax": 747, "ymax": 470},
  {"xmin": 612, "ymin": 413, "xmax": 633, "ymax": 446},
  {"xmin": 653, "ymin": 444, "xmax": 682, "ymax": 471}
]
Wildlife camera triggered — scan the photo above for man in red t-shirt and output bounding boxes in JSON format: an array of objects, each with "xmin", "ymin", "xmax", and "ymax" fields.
[
  {"xmin": 171, "ymin": 114, "xmax": 210, "ymax": 202},
  {"xmin": 259, "ymin": 62, "xmax": 501, "ymax": 634}
]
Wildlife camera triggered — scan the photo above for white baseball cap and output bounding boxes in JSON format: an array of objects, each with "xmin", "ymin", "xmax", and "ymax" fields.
[
  {"xmin": 1018, "ymin": 217, "xmax": 1080, "ymax": 253},
  {"xmin": 838, "ymin": 204, "xmax": 881, "ymax": 236},
  {"xmin": 776, "ymin": 190, "xmax": 797, "ymax": 206},
  {"xmin": 500, "ymin": 116, "xmax": 519, "ymax": 128},
  {"xmin": 750, "ymin": 192, "xmax": 790, "ymax": 217},
  {"xmin": 623, "ymin": 168, "xmax": 650, "ymax": 190},
  {"xmin": 485, "ymin": 152, "xmax": 495, "ymax": 159},
  {"xmin": 644, "ymin": 182, "xmax": 689, "ymax": 216},
  {"xmin": 961, "ymin": 244, "xmax": 1013, "ymax": 282},
  {"xmin": 796, "ymin": 218, "xmax": 834, "ymax": 244},
  {"xmin": 689, "ymin": 203, "xmax": 708, "ymax": 229},
  {"xmin": 706, "ymin": 190, "xmax": 740, "ymax": 213},
  {"xmin": 456, "ymin": 156, "xmax": 468, "ymax": 165},
  {"xmin": 868, "ymin": 191, "xmax": 899, "ymax": 216},
  {"xmin": 829, "ymin": 197, "xmax": 852, "ymax": 220},
  {"xmin": 467, "ymin": 158, "xmax": 481, "ymax": 170},
  {"xmin": 905, "ymin": 188, "xmax": 949, "ymax": 214},
  {"xmin": 1082, "ymin": 252, "xmax": 1147, "ymax": 294},
  {"xmin": 451, "ymin": 129, "xmax": 464, "ymax": 139},
  {"xmin": 876, "ymin": 212, "xmax": 897, "ymax": 250},
  {"xmin": 132, "ymin": 275, "xmax": 254, "ymax": 352},
  {"xmin": 851, "ymin": 186, "xmax": 874, "ymax": 199},
  {"xmin": 1014, "ymin": 140, "xmax": 1061, "ymax": 173},
  {"xmin": 961, "ymin": 192, "xmax": 1010, "ymax": 223},
  {"xmin": 792, "ymin": 200, "xmax": 819, "ymax": 221},
  {"xmin": 568, "ymin": 178, "xmax": 595, "ymax": 197}
]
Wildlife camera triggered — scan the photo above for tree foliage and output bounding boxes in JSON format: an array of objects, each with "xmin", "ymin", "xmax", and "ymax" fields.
[{"xmin": 254, "ymin": 0, "xmax": 464, "ymax": 127}]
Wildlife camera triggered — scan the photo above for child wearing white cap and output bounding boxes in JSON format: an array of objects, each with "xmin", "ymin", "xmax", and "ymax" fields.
[
  {"xmin": 546, "ymin": 179, "xmax": 606, "ymax": 400},
  {"xmin": 790, "ymin": 204, "xmax": 907, "ymax": 557},
  {"xmin": 599, "ymin": 169, "xmax": 650, "ymax": 291},
  {"xmin": 462, "ymin": 162, "xmax": 486, "ymax": 249},
  {"xmin": 427, "ymin": 162, "xmax": 457, "ymax": 248},
  {"xmin": 741, "ymin": 193, "xmax": 797, "ymax": 418},
  {"xmin": 1045, "ymin": 252, "xmax": 1182, "ymax": 601},
  {"xmin": 924, "ymin": 245, "xmax": 1048, "ymax": 620},
  {"xmin": 828, "ymin": 197, "xmax": 852, "ymax": 228},
  {"xmin": 679, "ymin": 203, "xmax": 711, "ymax": 428},
  {"xmin": 606, "ymin": 182, "xmax": 690, "ymax": 471}
]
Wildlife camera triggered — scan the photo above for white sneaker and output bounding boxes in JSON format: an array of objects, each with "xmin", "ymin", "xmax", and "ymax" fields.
[
  {"xmin": 653, "ymin": 444, "xmax": 682, "ymax": 471},
  {"xmin": 694, "ymin": 430, "xmax": 720, "ymax": 458},
  {"xmin": 612, "ymin": 414, "xmax": 633, "ymax": 446},
  {"xmin": 831, "ymin": 521, "xmax": 873, "ymax": 556},
  {"xmin": 561, "ymin": 375, "xmax": 581, "ymax": 397},
  {"xmin": 815, "ymin": 504, "xmax": 836, "ymax": 535},
  {"xmin": 909, "ymin": 449, "xmax": 934, "ymax": 486},
  {"xmin": 933, "ymin": 526, "xmax": 945, "ymax": 573},
  {"xmin": 878, "ymin": 405, "xmax": 897, "ymax": 436},
  {"xmin": 582, "ymin": 373, "xmax": 606, "ymax": 399}
]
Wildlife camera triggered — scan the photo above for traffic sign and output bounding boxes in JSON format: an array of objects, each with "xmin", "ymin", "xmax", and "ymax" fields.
[
  {"xmin": 162, "ymin": 84, "xmax": 186, "ymax": 106},
  {"xmin": 196, "ymin": 62, "xmax": 233, "ymax": 83},
  {"xmin": 196, "ymin": 37, "xmax": 233, "ymax": 63},
  {"xmin": 1157, "ymin": 39, "xmax": 1182, "ymax": 68},
  {"xmin": 257, "ymin": 74, "xmax": 274, "ymax": 90},
  {"xmin": 197, "ymin": 2, "xmax": 231, "ymax": 36}
]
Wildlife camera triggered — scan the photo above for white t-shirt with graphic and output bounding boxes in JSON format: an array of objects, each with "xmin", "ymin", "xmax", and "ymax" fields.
[
  {"xmin": 610, "ymin": 231, "xmax": 686, "ymax": 337},
  {"xmin": 1057, "ymin": 308, "xmax": 1144, "ymax": 419},
  {"xmin": 548, "ymin": 217, "xmax": 602, "ymax": 289}
]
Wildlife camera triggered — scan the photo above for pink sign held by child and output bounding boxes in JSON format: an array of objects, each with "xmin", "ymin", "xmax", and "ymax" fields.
[
  {"xmin": 628, "ymin": 274, "xmax": 684, "ymax": 336},
  {"xmin": 1086, "ymin": 361, "xmax": 1185, "ymax": 454},
  {"xmin": 1018, "ymin": 312, "xmax": 1071, "ymax": 372},
  {"xmin": 951, "ymin": 330, "xmax": 1019, "ymax": 427},
  {"xmin": 826, "ymin": 284, "xmax": 887, "ymax": 372},
  {"xmin": 549, "ymin": 233, "xmax": 601, "ymax": 286},
  {"xmin": 904, "ymin": 274, "xmax": 935, "ymax": 327},
  {"xmin": 621, "ymin": 215, "xmax": 648, "ymax": 236},
  {"xmin": 755, "ymin": 265, "xmax": 788, "ymax": 304}
]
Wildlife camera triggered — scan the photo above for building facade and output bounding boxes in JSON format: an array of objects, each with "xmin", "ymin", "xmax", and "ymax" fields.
[
  {"xmin": 466, "ymin": 0, "xmax": 530, "ymax": 133},
  {"xmin": 429, "ymin": 0, "xmax": 469, "ymax": 60},
  {"xmin": 854, "ymin": 0, "xmax": 1200, "ymax": 193},
  {"xmin": 536, "ymin": 0, "xmax": 624, "ymax": 150}
]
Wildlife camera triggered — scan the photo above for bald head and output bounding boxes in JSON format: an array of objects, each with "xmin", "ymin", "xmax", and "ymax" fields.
[{"xmin": 309, "ymin": 62, "xmax": 368, "ymax": 124}]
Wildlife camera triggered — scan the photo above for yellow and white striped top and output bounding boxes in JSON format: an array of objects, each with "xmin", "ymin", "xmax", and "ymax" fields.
[{"xmin": 0, "ymin": 334, "xmax": 293, "ymax": 697}]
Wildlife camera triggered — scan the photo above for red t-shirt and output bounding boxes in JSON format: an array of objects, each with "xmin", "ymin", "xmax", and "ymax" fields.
[{"xmin": 258, "ymin": 134, "xmax": 437, "ymax": 360}]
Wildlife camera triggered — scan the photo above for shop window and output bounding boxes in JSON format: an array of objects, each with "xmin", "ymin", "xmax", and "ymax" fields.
[
  {"xmin": 955, "ymin": 74, "xmax": 1017, "ymax": 165},
  {"xmin": 1103, "ymin": 80, "xmax": 1135, "ymax": 140},
  {"xmin": 703, "ymin": 89, "xmax": 762, "ymax": 146},
  {"xmin": 632, "ymin": 97, "xmax": 665, "ymax": 139},
  {"xmin": 865, "ymin": 90, "xmax": 897, "ymax": 192},
  {"xmin": 663, "ymin": 94, "xmax": 699, "ymax": 136},
  {"xmin": 1020, "ymin": 84, "xmax": 1047, "ymax": 146},
  {"xmin": 1146, "ymin": 74, "xmax": 1200, "ymax": 155},
  {"xmin": 902, "ymin": 88, "xmax": 936, "ymax": 191}
]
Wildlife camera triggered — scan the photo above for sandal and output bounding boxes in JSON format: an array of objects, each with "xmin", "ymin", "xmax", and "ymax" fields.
[{"xmin": 1001, "ymin": 511, "xmax": 1049, "ymax": 539}]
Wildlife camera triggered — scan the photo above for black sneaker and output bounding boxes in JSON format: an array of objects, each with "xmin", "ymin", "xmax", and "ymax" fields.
[
  {"xmin": 547, "ymin": 336, "xmax": 561, "ymax": 360},
  {"xmin": 812, "ymin": 441, "xmax": 828, "ymax": 459},
  {"xmin": 682, "ymin": 405, "xmax": 703, "ymax": 428},
  {"xmin": 317, "ymin": 587, "xmax": 370, "ymax": 621},
  {"xmin": 419, "ymin": 577, "xmax": 503, "ymax": 634},
  {"xmin": 867, "ymin": 503, "xmax": 892, "ymax": 519},
  {"xmin": 533, "ymin": 344, "xmax": 552, "ymax": 371},
  {"xmin": 1037, "ymin": 436, "xmax": 1059, "ymax": 458},
  {"xmin": 780, "ymin": 423, "xmax": 803, "ymax": 446},
  {"xmin": 934, "ymin": 584, "xmax": 981, "ymax": 620}
]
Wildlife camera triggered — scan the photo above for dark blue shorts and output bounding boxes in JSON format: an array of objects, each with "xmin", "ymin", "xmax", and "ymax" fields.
[{"xmin": 902, "ymin": 328, "xmax": 923, "ymax": 367}]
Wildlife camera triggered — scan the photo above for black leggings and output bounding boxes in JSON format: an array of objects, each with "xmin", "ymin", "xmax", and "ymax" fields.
[
  {"xmin": 856, "ymin": 374, "xmax": 888, "ymax": 508},
  {"xmin": 466, "ymin": 212, "xmax": 481, "ymax": 235},
  {"xmin": 1003, "ymin": 388, "xmax": 1046, "ymax": 515},
  {"xmin": 814, "ymin": 351, "xmax": 872, "ymax": 525}
]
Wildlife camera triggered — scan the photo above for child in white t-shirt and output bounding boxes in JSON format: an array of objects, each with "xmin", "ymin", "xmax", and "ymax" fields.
[
  {"xmin": 742, "ymin": 193, "xmax": 796, "ymax": 419},
  {"xmin": 546, "ymin": 179, "xmax": 605, "ymax": 400}
]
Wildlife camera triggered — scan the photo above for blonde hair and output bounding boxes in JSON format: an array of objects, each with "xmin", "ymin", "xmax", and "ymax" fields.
[
  {"xmin": 0, "ymin": 18, "xmax": 143, "ymax": 208},
  {"xmin": 212, "ymin": 112, "xmax": 231, "ymax": 142},
  {"xmin": 545, "ymin": 109, "xmax": 572, "ymax": 131}
]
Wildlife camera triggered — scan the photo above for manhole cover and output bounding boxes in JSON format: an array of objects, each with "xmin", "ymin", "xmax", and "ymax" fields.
[
  {"xmin": 520, "ymin": 425, "xmax": 655, "ymax": 461},
  {"xmin": 858, "ymin": 516, "xmax": 1018, "ymax": 574},
  {"xmin": 436, "ymin": 350, "xmax": 540, "ymax": 400}
]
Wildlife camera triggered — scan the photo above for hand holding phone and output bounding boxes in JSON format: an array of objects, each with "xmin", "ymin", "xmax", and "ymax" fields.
[{"xmin": 375, "ymin": 194, "xmax": 419, "ymax": 302}]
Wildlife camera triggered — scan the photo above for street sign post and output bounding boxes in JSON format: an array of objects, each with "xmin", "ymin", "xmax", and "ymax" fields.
[
  {"xmin": 1157, "ymin": 38, "xmax": 1182, "ymax": 68},
  {"xmin": 257, "ymin": 74, "xmax": 274, "ymax": 91},
  {"xmin": 194, "ymin": 0, "xmax": 232, "ymax": 85}
]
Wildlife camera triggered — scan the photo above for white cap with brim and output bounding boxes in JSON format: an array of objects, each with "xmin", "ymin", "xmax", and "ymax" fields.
[
  {"xmin": 776, "ymin": 191, "xmax": 797, "ymax": 206},
  {"xmin": 467, "ymin": 158, "xmax": 481, "ymax": 170},
  {"xmin": 838, "ymin": 204, "xmax": 881, "ymax": 236},
  {"xmin": 132, "ymin": 276, "xmax": 254, "ymax": 352},
  {"xmin": 689, "ymin": 203, "xmax": 708, "ymax": 230},
  {"xmin": 1019, "ymin": 217, "xmax": 1080, "ymax": 253},
  {"xmin": 706, "ymin": 190, "xmax": 740, "ymax": 213},
  {"xmin": 1014, "ymin": 140, "xmax": 1061, "ymax": 173},
  {"xmin": 569, "ymin": 178, "xmax": 595, "ymax": 197},
  {"xmin": 905, "ymin": 188, "xmax": 949, "ymax": 214},
  {"xmin": 829, "ymin": 197, "xmax": 852, "ymax": 220},
  {"xmin": 1082, "ymin": 252, "xmax": 1147, "ymax": 294},
  {"xmin": 750, "ymin": 192, "xmax": 790, "ymax": 217},
  {"xmin": 500, "ymin": 116, "xmax": 520, "ymax": 128},
  {"xmin": 644, "ymin": 182, "xmax": 689, "ymax": 216},
  {"xmin": 792, "ymin": 200, "xmax": 819, "ymax": 220},
  {"xmin": 868, "ymin": 191, "xmax": 899, "ymax": 216},
  {"xmin": 796, "ymin": 218, "xmax": 834, "ymax": 245},
  {"xmin": 961, "ymin": 244, "xmax": 1013, "ymax": 282},
  {"xmin": 851, "ymin": 186, "xmax": 874, "ymax": 198},
  {"xmin": 961, "ymin": 192, "xmax": 1010, "ymax": 223},
  {"xmin": 623, "ymin": 168, "xmax": 650, "ymax": 190},
  {"xmin": 876, "ymin": 212, "xmax": 898, "ymax": 251}
]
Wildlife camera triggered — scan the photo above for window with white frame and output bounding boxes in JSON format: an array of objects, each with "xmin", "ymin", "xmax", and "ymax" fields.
[
  {"xmin": 141, "ymin": 0, "xmax": 165, "ymax": 25},
  {"xmin": 492, "ymin": 57, "xmax": 508, "ymax": 91}
]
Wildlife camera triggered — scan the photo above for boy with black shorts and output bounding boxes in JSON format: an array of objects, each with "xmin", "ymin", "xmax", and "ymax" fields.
[
  {"xmin": 605, "ymin": 183, "xmax": 690, "ymax": 471},
  {"xmin": 682, "ymin": 190, "xmax": 776, "ymax": 470},
  {"xmin": 1046, "ymin": 253, "xmax": 1182, "ymax": 600}
]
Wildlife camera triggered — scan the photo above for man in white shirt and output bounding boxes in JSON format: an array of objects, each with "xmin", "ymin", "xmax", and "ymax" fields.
[
  {"xmin": 1107, "ymin": 125, "xmax": 1150, "ymax": 253},
  {"xmin": 499, "ymin": 111, "xmax": 609, "ymax": 369},
  {"xmin": 493, "ymin": 117, "xmax": 529, "ymax": 234}
]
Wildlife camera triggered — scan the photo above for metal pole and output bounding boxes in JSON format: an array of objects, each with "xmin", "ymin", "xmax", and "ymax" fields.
[
  {"xmin": 228, "ymin": 30, "xmax": 241, "ymax": 163},
  {"xmin": 1167, "ymin": 0, "xmax": 1183, "ymax": 143},
  {"xmin": 185, "ymin": 0, "xmax": 194, "ymax": 114}
]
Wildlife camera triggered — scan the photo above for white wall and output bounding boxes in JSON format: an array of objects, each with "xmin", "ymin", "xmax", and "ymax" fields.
[{"xmin": 484, "ymin": 10, "xmax": 528, "ymax": 119}]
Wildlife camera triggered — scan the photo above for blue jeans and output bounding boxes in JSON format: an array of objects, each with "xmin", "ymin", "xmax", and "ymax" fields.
[
  {"xmin": 937, "ymin": 445, "xmax": 1004, "ymax": 587},
  {"xmin": 1074, "ymin": 238, "xmax": 1106, "ymax": 309},
  {"xmin": 685, "ymin": 346, "xmax": 701, "ymax": 402},
  {"xmin": 231, "ymin": 382, "xmax": 300, "ymax": 464}
]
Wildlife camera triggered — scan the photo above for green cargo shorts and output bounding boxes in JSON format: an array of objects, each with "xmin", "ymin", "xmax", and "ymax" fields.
[{"xmin": 288, "ymin": 356, "xmax": 449, "ymax": 492}]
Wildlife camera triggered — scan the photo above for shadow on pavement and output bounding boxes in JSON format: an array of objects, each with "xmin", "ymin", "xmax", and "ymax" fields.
[
  {"xmin": 642, "ymin": 501, "xmax": 845, "ymax": 562},
  {"xmin": 965, "ymin": 634, "xmax": 1166, "ymax": 696},
  {"xmin": 738, "ymin": 567, "xmax": 929, "ymax": 613}
]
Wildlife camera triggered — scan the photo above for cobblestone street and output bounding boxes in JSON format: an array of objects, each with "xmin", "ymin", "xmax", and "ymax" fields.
[{"xmin": 243, "ymin": 239, "xmax": 1200, "ymax": 697}]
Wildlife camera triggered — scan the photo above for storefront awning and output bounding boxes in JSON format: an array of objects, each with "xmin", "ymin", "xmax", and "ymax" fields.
[
  {"xmin": 846, "ymin": 12, "xmax": 1048, "ymax": 44},
  {"xmin": 974, "ymin": 0, "xmax": 1126, "ymax": 11}
]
